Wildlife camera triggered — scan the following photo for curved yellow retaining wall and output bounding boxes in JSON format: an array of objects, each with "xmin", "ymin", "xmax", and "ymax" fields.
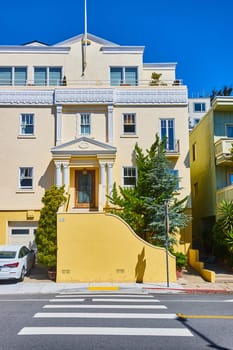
[{"xmin": 57, "ymin": 212, "xmax": 176, "ymax": 283}]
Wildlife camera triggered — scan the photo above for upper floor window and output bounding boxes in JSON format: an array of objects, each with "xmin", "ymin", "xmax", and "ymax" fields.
[
  {"xmin": 110, "ymin": 67, "xmax": 138, "ymax": 86},
  {"xmin": 160, "ymin": 119, "xmax": 175, "ymax": 151},
  {"xmin": 123, "ymin": 113, "xmax": 136, "ymax": 134},
  {"xmin": 19, "ymin": 167, "xmax": 33, "ymax": 189},
  {"xmin": 20, "ymin": 114, "xmax": 34, "ymax": 135},
  {"xmin": 192, "ymin": 143, "xmax": 197, "ymax": 161},
  {"xmin": 34, "ymin": 67, "xmax": 62, "ymax": 86},
  {"xmin": 0, "ymin": 67, "xmax": 27, "ymax": 86},
  {"xmin": 123, "ymin": 167, "xmax": 136, "ymax": 186},
  {"xmin": 194, "ymin": 102, "xmax": 206, "ymax": 112},
  {"xmin": 80, "ymin": 113, "xmax": 91, "ymax": 135},
  {"xmin": 226, "ymin": 124, "xmax": 233, "ymax": 137},
  {"xmin": 168, "ymin": 169, "xmax": 179, "ymax": 190}
]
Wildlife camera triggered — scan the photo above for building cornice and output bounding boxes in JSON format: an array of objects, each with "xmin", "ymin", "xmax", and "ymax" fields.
[
  {"xmin": 0, "ymin": 46, "xmax": 70, "ymax": 54},
  {"xmin": 0, "ymin": 87, "xmax": 188, "ymax": 106}
]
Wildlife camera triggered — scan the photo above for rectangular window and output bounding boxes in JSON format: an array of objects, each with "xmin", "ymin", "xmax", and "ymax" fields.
[
  {"xmin": 123, "ymin": 113, "xmax": 136, "ymax": 134},
  {"xmin": 226, "ymin": 125, "xmax": 233, "ymax": 137},
  {"xmin": 34, "ymin": 67, "xmax": 62, "ymax": 86},
  {"xmin": 11, "ymin": 229, "xmax": 30, "ymax": 235},
  {"xmin": 20, "ymin": 114, "xmax": 34, "ymax": 135},
  {"xmin": 168, "ymin": 169, "xmax": 179, "ymax": 190},
  {"xmin": 80, "ymin": 113, "xmax": 91, "ymax": 135},
  {"xmin": 192, "ymin": 143, "xmax": 197, "ymax": 161},
  {"xmin": 110, "ymin": 67, "xmax": 138, "ymax": 86},
  {"xmin": 19, "ymin": 167, "xmax": 33, "ymax": 189},
  {"xmin": 0, "ymin": 67, "xmax": 12, "ymax": 85},
  {"xmin": 160, "ymin": 119, "xmax": 175, "ymax": 151},
  {"xmin": 15, "ymin": 67, "xmax": 27, "ymax": 85},
  {"xmin": 0, "ymin": 67, "xmax": 27, "ymax": 85},
  {"xmin": 123, "ymin": 167, "xmax": 136, "ymax": 186},
  {"xmin": 49, "ymin": 67, "xmax": 62, "ymax": 85},
  {"xmin": 34, "ymin": 67, "xmax": 47, "ymax": 86},
  {"xmin": 194, "ymin": 103, "xmax": 206, "ymax": 112},
  {"xmin": 194, "ymin": 182, "xmax": 198, "ymax": 197}
]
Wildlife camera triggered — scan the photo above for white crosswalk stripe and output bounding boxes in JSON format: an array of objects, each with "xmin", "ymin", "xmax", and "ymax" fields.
[
  {"xmin": 34, "ymin": 312, "xmax": 177, "ymax": 319},
  {"xmin": 19, "ymin": 327, "xmax": 192, "ymax": 336},
  {"xmin": 18, "ymin": 291, "xmax": 193, "ymax": 337}
]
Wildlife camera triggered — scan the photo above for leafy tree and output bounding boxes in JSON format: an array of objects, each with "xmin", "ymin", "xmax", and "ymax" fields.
[
  {"xmin": 108, "ymin": 135, "xmax": 190, "ymax": 246},
  {"xmin": 213, "ymin": 200, "xmax": 233, "ymax": 262},
  {"xmin": 35, "ymin": 185, "xmax": 67, "ymax": 270}
]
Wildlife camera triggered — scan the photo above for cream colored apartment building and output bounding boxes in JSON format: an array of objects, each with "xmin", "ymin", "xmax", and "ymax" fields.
[{"xmin": 0, "ymin": 33, "xmax": 191, "ymax": 248}]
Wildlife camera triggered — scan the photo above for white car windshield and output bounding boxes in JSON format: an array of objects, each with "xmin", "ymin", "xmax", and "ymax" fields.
[{"xmin": 0, "ymin": 251, "xmax": 16, "ymax": 259}]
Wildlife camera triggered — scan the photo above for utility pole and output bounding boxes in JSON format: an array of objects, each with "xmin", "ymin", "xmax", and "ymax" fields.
[{"xmin": 164, "ymin": 200, "xmax": 170, "ymax": 288}]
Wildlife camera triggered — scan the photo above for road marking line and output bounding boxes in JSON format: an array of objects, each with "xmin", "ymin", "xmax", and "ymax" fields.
[
  {"xmin": 18, "ymin": 327, "xmax": 193, "ymax": 336},
  {"xmin": 224, "ymin": 299, "xmax": 233, "ymax": 302},
  {"xmin": 88, "ymin": 286, "xmax": 119, "ymax": 291},
  {"xmin": 92, "ymin": 298, "xmax": 160, "ymax": 302},
  {"xmin": 34, "ymin": 312, "xmax": 176, "ymax": 319},
  {"xmin": 49, "ymin": 299, "xmax": 85, "ymax": 302},
  {"xmin": 177, "ymin": 313, "xmax": 233, "ymax": 319},
  {"xmin": 43, "ymin": 304, "xmax": 167, "ymax": 309},
  {"xmin": 55, "ymin": 294, "xmax": 154, "ymax": 298}
]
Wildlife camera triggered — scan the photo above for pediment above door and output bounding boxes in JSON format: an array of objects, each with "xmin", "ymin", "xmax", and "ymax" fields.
[{"xmin": 51, "ymin": 136, "xmax": 117, "ymax": 157}]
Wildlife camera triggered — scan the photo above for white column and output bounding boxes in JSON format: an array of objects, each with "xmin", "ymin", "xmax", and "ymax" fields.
[
  {"xmin": 63, "ymin": 162, "xmax": 69, "ymax": 189},
  {"xmin": 55, "ymin": 162, "xmax": 62, "ymax": 187},
  {"xmin": 56, "ymin": 105, "xmax": 62, "ymax": 146},
  {"xmin": 107, "ymin": 105, "xmax": 113, "ymax": 144},
  {"xmin": 107, "ymin": 162, "xmax": 114, "ymax": 196},
  {"xmin": 99, "ymin": 162, "xmax": 106, "ymax": 208}
]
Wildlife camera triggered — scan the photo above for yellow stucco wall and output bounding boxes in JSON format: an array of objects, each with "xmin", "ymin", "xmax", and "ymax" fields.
[
  {"xmin": 0, "ymin": 210, "xmax": 40, "ymax": 244},
  {"xmin": 57, "ymin": 212, "xmax": 176, "ymax": 283}
]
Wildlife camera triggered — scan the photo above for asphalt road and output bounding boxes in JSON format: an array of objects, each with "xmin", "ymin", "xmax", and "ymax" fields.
[{"xmin": 0, "ymin": 292, "xmax": 232, "ymax": 350}]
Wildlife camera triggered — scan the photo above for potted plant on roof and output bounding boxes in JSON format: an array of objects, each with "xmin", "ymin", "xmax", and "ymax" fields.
[
  {"xmin": 150, "ymin": 72, "xmax": 162, "ymax": 86},
  {"xmin": 35, "ymin": 185, "xmax": 67, "ymax": 281}
]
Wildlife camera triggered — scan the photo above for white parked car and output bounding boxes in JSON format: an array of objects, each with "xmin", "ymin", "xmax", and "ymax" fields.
[{"xmin": 0, "ymin": 245, "xmax": 35, "ymax": 281}]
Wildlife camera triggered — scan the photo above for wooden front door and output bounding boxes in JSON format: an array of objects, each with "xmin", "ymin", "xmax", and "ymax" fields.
[{"xmin": 75, "ymin": 170, "xmax": 95, "ymax": 208}]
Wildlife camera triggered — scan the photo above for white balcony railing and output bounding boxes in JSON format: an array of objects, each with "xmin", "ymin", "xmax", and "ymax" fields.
[
  {"xmin": 215, "ymin": 138, "xmax": 233, "ymax": 166},
  {"xmin": 0, "ymin": 79, "xmax": 184, "ymax": 88}
]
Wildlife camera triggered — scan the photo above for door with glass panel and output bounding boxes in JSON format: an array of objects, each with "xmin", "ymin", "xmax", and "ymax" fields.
[{"xmin": 75, "ymin": 170, "xmax": 95, "ymax": 208}]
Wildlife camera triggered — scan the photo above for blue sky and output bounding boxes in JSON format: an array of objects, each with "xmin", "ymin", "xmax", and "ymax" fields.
[{"xmin": 1, "ymin": 0, "xmax": 232, "ymax": 97}]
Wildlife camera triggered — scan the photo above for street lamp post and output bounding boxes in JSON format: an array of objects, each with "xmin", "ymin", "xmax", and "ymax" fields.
[{"xmin": 164, "ymin": 200, "xmax": 170, "ymax": 288}]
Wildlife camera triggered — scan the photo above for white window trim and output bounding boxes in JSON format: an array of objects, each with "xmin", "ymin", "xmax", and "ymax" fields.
[
  {"xmin": 122, "ymin": 166, "xmax": 137, "ymax": 187},
  {"xmin": 80, "ymin": 113, "xmax": 91, "ymax": 136},
  {"xmin": 18, "ymin": 167, "xmax": 33, "ymax": 190},
  {"xmin": 122, "ymin": 113, "xmax": 136, "ymax": 135},
  {"xmin": 19, "ymin": 113, "xmax": 35, "ymax": 136}
]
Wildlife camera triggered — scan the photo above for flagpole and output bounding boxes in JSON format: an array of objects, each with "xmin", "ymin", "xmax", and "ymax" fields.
[{"xmin": 82, "ymin": 0, "xmax": 87, "ymax": 75}]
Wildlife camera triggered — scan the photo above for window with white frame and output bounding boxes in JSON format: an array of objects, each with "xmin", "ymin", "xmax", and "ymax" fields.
[
  {"xmin": 160, "ymin": 119, "xmax": 175, "ymax": 151},
  {"xmin": 20, "ymin": 114, "xmax": 34, "ymax": 135},
  {"xmin": 194, "ymin": 102, "xmax": 206, "ymax": 112},
  {"xmin": 80, "ymin": 113, "xmax": 91, "ymax": 135},
  {"xmin": 110, "ymin": 67, "xmax": 138, "ymax": 86},
  {"xmin": 19, "ymin": 167, "xmax": 33, "ymax": 189},
  {"xmin": 123, "ymin": 167, "xmax": 136, "ymax": 186},
  {"xmin": 0, "ymin": 67, "xmax": 27, "ymax": 85},
  {"xmin": 123, "ymin": 113, "xmax": 136, "ymax": 134},
  {"xmin": 34, "ymin": 67, "xmax": 62, "ymax": 86}
]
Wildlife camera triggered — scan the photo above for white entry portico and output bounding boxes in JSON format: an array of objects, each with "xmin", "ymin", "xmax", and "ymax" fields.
[{"xmin": 51, "ymin": 137, "xmax": 116, "ymax": 211}]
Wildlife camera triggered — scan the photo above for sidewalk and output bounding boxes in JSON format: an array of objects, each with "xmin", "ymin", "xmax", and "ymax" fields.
[{"xmin": 0, "ymin": 264, "xmax": 232, "ymax": 295}]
